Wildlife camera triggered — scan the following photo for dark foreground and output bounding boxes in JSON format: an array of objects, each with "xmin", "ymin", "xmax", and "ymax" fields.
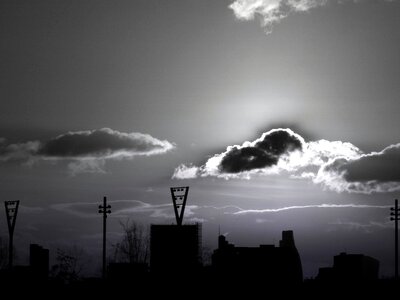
[{"xmin": 1, "ymin": 271, "xmax": 399, "ymax": 298}]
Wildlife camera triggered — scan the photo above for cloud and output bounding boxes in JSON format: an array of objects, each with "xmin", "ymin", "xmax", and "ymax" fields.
[
  {"xmin": 173, "ymin": 128, "xmax": 400, "ymax": 194},
  {"xmin": 174, "ymin": 128, "xmax": 308, "ymax": 179},
  {"xmin": 220, "ymin": 128, "xmax": 303, "ymax": 173},
  {"xmin": 0, "ymin": 139, "xmax": 40, "ymax": 164},
  {"xmin": 315, "ymin": 143, "xmax": 400, "ymax": 193},
  {"xmin": 50, "ymin": 199, "xmax": 200, "ymax": 221},
  {"xmin": 229, "ymin": 0, "xmax": 327, "ymax": 33},
  {"xmin": 328, "ymin": 219, "xmax": 393, "ymax": 233},
  {"xmin": 230, "ymin": 203, "xmax": 391, "ymax": 215},
  {"xmin": 38, "ymin": 128, "xmax": 173, "ymax": 159},
  {"xmin": 229, "ymin": 0, "xmax": 396, "ymax": 34},
  {"xmin": 0, "ymin": 128, "xmax": 174, "ymax": 174}
]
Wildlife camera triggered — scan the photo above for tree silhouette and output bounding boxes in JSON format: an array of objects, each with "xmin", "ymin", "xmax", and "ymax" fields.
[
  {"xmin": 51, "ymin": 246, "xmax": 84, "ymax": 283},
  {"xmin": 0, "ymin": 236, "xmax": 8, "ymax": 269},
  {"xmin": 112, "ymin": 220, "xmax": 149, "ymax": 264}
]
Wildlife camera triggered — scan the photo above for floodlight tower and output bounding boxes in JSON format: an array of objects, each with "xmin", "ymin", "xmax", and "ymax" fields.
[
  {"xmin": 170, "ymin": 187, "xmax": 189, "ymax": 226},
  {"xmin": 4, "ymin": 200, "xmax": 19, "ymax": 269}
]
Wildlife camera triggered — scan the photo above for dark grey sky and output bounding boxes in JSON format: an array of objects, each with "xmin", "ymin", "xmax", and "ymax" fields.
[{"xmin": 1, "ymin": 0, "xmax": 400, "ymax": 277}]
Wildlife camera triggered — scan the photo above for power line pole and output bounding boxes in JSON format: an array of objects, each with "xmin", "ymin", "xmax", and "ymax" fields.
[
  {"xmin": 390, "ymin": 199, "xmax": 399, "ymax": 280},
  {"xmin": 98, "ymin": 196, "xmax": 111, "ymax": 280},
  {"xmin": 4, "ymin": 200, "xmax": 19, "ymax": 270}
]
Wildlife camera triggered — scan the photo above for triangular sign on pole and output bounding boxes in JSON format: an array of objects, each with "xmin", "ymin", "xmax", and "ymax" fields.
[
  {"xmin": 170, "ymin": 186, "xmax": 189, "ymax": 226},
  {"xmin": 5, "ymin": 200, "xmax": 19, "ymax": 235}
]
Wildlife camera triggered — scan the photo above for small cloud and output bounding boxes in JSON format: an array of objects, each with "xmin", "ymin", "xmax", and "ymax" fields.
[
  {"xmin": 229, "ymin": 0, "xmax": 396, "ymax": 34},
  {"xmin": 188, "ymin": 217, "xmax": 207, "ymax": 223},
  {"xmin": 229, "ymin": 0, "xmax": 327, "ymax": 33},
  {"xmin": 255, "ymin": 218, "xmax": 274, "ymax": 224},
  {"xmin": 0, "ymin": 139, "xmax": 40, "ymax": 164},
  {"xmin": 172, "ymin": 164, "xmax": 199, "ymax": 179},
  {"xmin": 67, "ymin": 159, "xmax": 107, "ymax": 176},
  {"xmin": 329, "ymin": 219, "xmax": 393, "ymax": 234}
]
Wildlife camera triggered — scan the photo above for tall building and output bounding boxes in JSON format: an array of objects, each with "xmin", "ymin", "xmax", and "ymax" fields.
[
  {"xmin": 212, "ymin": 230, "xmax": 303, "ymax": 283},
  {"xmin": 150, "ymin": 224, "xmax": 202, "ymax": 274},
  {"xmin": 30, "ymin": 244, "xmax": 49, "ymax": 280}
]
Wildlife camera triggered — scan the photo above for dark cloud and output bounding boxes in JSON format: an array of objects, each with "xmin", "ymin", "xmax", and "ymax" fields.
[
  {"xmin": 173, "ymin": 128, "xmax": 400, "ymax": 194},
  {"xmin": 0, "ymin": 128, "xmax": 174, "ymax": 173},
  {"xmin": 254, "ymin": 129, "xmax": 303, "ymax": 155},
  {"xmin": 340, "ymin": 144, "xmax": 400, "ymax": 183},
  {"xmin": 220, "ymin": 146, "xmax": 278, "ymax": 173},
  {"xmin": 38, "ymin": 128, "xmax": 173, "ymax": 158},
  {"xmin": 311, "ymin": 143, "xmax": 400, "ymax": 193},
  {"xmin": 220, "ymin": 129, "xmax": 303, "ymax": 173}
]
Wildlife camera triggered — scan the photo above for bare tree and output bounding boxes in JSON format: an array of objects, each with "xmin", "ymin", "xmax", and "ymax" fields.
[
  {"xmin": 112, "ymin": 219, "xmax": 149, "ymax": 264},
  {"xmin": 0, "ymin": 236, "xmax": 8, "ymax": 269},
  {"xmin": 51, "ymin": 245, "xmax": 85, "ymax": 283}
]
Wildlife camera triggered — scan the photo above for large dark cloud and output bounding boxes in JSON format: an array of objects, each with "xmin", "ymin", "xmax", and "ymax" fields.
[
  {"xmin": 173, "ymin": 127, "xmax": 400, "ymax": 194},
  {"xmin": 220, "ymin": 129, "xmax": 303, "ymax": 173}
]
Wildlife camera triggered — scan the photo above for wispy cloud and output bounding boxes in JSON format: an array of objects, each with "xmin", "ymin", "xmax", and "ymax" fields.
[
  {"xmin": 230, "ymin": 203, "xmax": 391, "ymax": 215},
  {"xmin": 0, "ymin": 128, "xmax": 174, "ymax": 174},
  {"xmin": 328, "ymin": 219, "xmax": 393, "ymax": 233},
  {"xmin": 50, "ymin": 200, "xmax": 199, "ymax": 220},
  {"xmin": 173, "ymin": 128, "xmax": 400, "ymax": 194}
]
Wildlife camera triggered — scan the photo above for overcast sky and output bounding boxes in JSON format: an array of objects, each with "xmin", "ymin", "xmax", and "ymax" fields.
[{"xmin": 1, "ymin": 0, "xmax": 400, "ymax": 277}]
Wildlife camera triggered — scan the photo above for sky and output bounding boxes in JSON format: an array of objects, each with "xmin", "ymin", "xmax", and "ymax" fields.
[{"xmin": 0, "ymin": 0, "xmax": 400, "ymax": 277}]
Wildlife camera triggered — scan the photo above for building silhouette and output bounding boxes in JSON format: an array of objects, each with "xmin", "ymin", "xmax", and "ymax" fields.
[
  {"xmin": 30, "ymin": 244, "xmax": 49, "ymax": 280},
  {"xmin": 317, "ymin": 252, "xmax": 379, "ymax": 282},
  {"xmin": 150, "ymin": 224, "xmax": 202, "ymax": 274},
  {"xmin": 212, "ymin": 230, "xmax": 303, "ymax": 283}
]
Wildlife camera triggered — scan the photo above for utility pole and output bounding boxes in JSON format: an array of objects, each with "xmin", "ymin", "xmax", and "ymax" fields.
[
  {"xmin": 390, "ymin": 199, "xmax": 399, "ymax": 280},
  {"xmin": 4, "ymin": 200, "xmax": 19, "ymax": 270},
  {"xmin": 98, "ymin": 196, "xmax": 111, "ymax": 280}
]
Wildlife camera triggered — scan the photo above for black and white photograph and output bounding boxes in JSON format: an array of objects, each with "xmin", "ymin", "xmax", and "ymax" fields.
[{"xmin": 1, "ymin": 0, "xmax": 399, "ymax": 295}]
